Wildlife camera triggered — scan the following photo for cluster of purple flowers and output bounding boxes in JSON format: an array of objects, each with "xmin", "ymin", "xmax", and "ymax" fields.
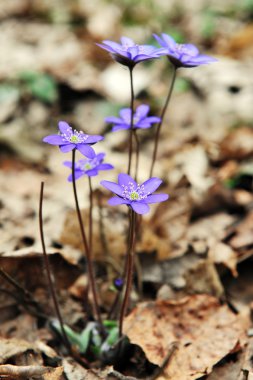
[
  {"xmin": 43, "ymin": 121, "xmax": 168, "ymax": 214},
  {"xmin": 98, "ymin": 33, "xmax": 217, "ymax": 69},
  {"xmin": 42, "ymin": 32, "xmax": 218, "ymax": 347},
  {"xmin": 44, "ymin": 33, "xmax": 217, "ymax": 214}
]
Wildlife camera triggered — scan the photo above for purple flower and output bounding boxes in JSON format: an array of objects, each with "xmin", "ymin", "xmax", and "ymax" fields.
[
  {"xmin": 97, "ymin": 36, "xmax": 165, "ymax": 68},
  {"xmin": 114, "ymin": 278, "xmax": 124, "ymax": 290},
  {"xmin": 43, "ymin": 121, "xmax": 104, "ymax": 158},
  {"xmin": 64, "ymin": 153, "xmax": 113, "ymax": 181},
  {"xmin": 101, "ymin": 173, "xmax": 168, "ymax": 215},
  {"xmin": 154, "ymin": 33, "xmax": 218, "ymax": 68},
  {"xmin": 105, "ymin": 104, "xmax": 161, "ymax": 132}
]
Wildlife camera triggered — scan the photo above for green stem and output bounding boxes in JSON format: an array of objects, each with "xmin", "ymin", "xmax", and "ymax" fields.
[{"xmin": 149, "ymin": 66, "xmax": 177, "ymax": 177}]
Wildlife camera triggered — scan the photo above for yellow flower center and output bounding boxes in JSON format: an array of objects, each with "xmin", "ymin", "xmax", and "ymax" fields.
[
  {"xmin": 70, "ymin": 135, "xmax": 79, "ymax": 143},
  {"xmin": 130, "ymin": 191, "xmax": 139, "ymax": 200}
]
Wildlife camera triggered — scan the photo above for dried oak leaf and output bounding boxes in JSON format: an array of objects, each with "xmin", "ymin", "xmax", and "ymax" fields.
[{"xmin": 123, "ymin": 295, "xmax": 245, "ymax": 380}]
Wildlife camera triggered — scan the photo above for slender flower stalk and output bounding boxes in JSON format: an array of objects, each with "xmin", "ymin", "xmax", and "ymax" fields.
[
  {"xmin": 127, "ymin": 67, "xmax": 134, "ymax": 176},
  {"xmin": 149, "ymin": 66, "xmax": 177, "ymax": 177},
  {"xmin": 133, "ymin": 129, "xmax": 140, "ymax": 182},
  {"xmin": 71, "ymin": 149, "xmax": 103, "ymax": 329},
  {"xmin": 39, "ymin": 182, "xmax": 71, "ymax": 353},
  {"xmin": 88, "ymin": 176, "xmax": 93, "ymax": 252},
  {"xmin": 119, "ymin": 210, "xmax": 136, "ymax": 337}
]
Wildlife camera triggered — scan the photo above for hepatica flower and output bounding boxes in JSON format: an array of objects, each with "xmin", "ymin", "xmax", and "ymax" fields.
[
  {"xmin": 101, "ymin": 173, "xmax": 168, "ymax": 215},
  {"xmin": 97, "ymin": 36, "xmax": 165, "ymax": 68},
  {"xmin": 154, "ymin": 33, "xmax": 217, "ymax": 68},
  {"xmin": 43, "ymin": 121, "xmax": 104, "ymax": 158},
  {"xmin": 105, "ymin": 104, "xmax": 161, "ymax": 132},
  {"xmin": 64, "ymin": 153, "xmax": 113, "ymax": 181}
]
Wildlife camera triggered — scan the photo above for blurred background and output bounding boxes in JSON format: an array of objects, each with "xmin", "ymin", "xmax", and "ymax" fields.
[{"xmin": 0, "ymin": 0, "xmax": 253, "ymax": 161}]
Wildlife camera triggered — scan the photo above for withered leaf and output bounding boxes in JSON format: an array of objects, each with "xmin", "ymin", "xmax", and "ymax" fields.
[{"xmin": 124, "ymin": 295, "xmax": 245, "ymax": 380}]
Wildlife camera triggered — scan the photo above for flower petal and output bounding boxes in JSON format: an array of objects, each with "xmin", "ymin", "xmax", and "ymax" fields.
[
  {"xmin": 186, "ymin": 54, "xmax": 218, "ymax": 65},
  {"xmin": 128, "ymin": 46, "xmax": 139, "ymax": 59},
  {"xmin": 118, "ymin": 173, "xmax": 137, "ymax": 188},
  {"xmin": 161, "ymin": 33, "xmax": 177, "ymax": 49},
  {"xmin": 67, "ymin": 170, "xmax": 85, "ymax": 182},
  {"xmin": 142, "ymin": 177, "xmax": 163, "ymax": 194},
  {"xmin": 58, "ymin": 121, "xmax": 72, "ymax": 136},
  {"xmin": 60, "ymin": 144, "xmax": 75, "ymax": 153},
  {"xmin": 112, "ymin": 124, "xmax": 130, "ymax": 132},
  {"xmin": 119, "ymin": 108, "xmax": 131, "ymax": 122},
  {"xmin": 108, "ymin": 197, "xmax": 130, "ymax": 206},
  {"xmin": 120, "ymin": 36, "xmax": 135, "ymax": 47},
  {"xmin": 153, "ymin": 33, "xmax": 168, "ymax": 48},
  {"xmin": 105, "ymin": 116, "xmax": 124, "ymax": 124},
  {"xmin": 97, "ymin": 163, "xmax": 114, "ymax": 170},
  {"xmin": 131, "ymin": 202, "xmax": 150, "ymax": 214},
  {"xmin": 77, "ymin": 144, "xmax": 96, "ymax": 158},
  {"xmin": 98, "ymin": 41, "xmax": 122, "ymax": 52},
  {"xmin": 95, "ymin": 152, "xmax": 105, "ymax": 161},
  {"xmin": 135, "ymin": 121, "xmax": 152, "ymax": 129},
  {"xmin": 101, "ymin": 180, "xmax": 123, "ymax": 196},
  {"xmin": 135, "ymin": 104, "xmax": 150, "ymax": 119},
  {"xmin": 145, "ymin": 193, "xmax": 169, "ymax": 204},
  {"xmin": 63, "ymin": 161, "xmax": 73, "ymax": 168},
  {"xmin": 145, "ymin": 116, "xmax": 161, "ymax": 123},
  {"xmin": 43, "ymin": 135, "xmax": 65, "ymax": 145},
  {"xmin": 85, "ymin": 135, "xmax": 104, "ymax": 144},
  {"xmin": 86, "ymin": 169, "xmax": 98, "ymax": 177}
]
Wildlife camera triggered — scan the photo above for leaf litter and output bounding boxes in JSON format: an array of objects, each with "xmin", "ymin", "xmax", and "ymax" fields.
[{"xmin": 1, "ymin": 1, "xmax": 253, "ymax": 379}]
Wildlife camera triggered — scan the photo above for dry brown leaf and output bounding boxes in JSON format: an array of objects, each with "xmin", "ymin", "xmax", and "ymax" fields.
[
  {"xmin": 0, "ymin": 337, "xmax": 41, "ymax": 364},
  {"xmin": 219, "ymin": 127, "xmax": 253, "ymax": 161},
  {"xmin": 124, "ymin": 295, "xmax": 245, "ymax": 380},
  {"xmin": 206, "ymin": 359, "xmax": 242, "ymax": 380},
  {"xmin": 0, "ymin": 364, "xmax": 63, "ymax": 380},
  {"xmin": 62, "ymin": 358, "xmax": 111, "ymax": 379},
  {"xmin": 229, "ymin": 211, "xmax": 253, "ymax": 251},
  {"xmin": 208, "ymin": 242, "xmax": 238, "ymax": 277}
]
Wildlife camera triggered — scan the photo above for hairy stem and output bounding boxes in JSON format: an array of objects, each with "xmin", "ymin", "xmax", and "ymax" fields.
[
  {"xmin": 39, "ymin": 182, "xmax": 71, "ymax": 352},
  {"xmin": 119, "ymin": 210, "xmax": 136, "ymax": 337},
  {"xmin": 127, "ymin": 67, "xmax": 135, "ymax": 175},
  {"xmin": 71, "ymin": 149, "xmax": 103, "ymax": 329},
  {"xmin": 149, "ymin": 66, "xmax": 177, "ymax": 177}
]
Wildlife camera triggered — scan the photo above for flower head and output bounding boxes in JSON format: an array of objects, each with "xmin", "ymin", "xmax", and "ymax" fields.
[
  {"xmin": 97, "ymin": 36, "xmax": 165, "ymax": 68},
  {"xmin": 43, "ymin": 121, "xmax": 104, "ymax": 158},
  {"xmin": 101, "ymin": 173, "xmax": 168, "ymax": 215},
  {"xmin": 113, "ymin": 278, "xmax": 124, "ymax": 290},
  {"xmin": 105, "ymin": 104, "xmax": 161, "ymax": 132},
  {"xmin": 154, "ymin": 33, "xmax": 218, "ymax": 68},
  {"xmin": 64, "ymin": 153, "xmax": 113, "ymax": 181}
]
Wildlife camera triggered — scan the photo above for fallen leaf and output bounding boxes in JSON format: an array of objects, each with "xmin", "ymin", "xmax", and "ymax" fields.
[
  {"xmin": 124, "ymin": 295, "xmax": 245, "ymax": 380},
  {"xmin": 0, "ymin": 364, "xmax": 63, "ymax": 380},
  {"xmin": 219, "ymin": 127, "xmax": 253, "ymax": 161},
  {"xmin": 208, "ymin": 242, "xmax": 238, "ymax": 277}
]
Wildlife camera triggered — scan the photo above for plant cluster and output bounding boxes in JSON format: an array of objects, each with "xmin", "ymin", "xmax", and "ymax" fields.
[{"xmin": 42, "ymin": 33, "xmax": 217, "ymax": 363}]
